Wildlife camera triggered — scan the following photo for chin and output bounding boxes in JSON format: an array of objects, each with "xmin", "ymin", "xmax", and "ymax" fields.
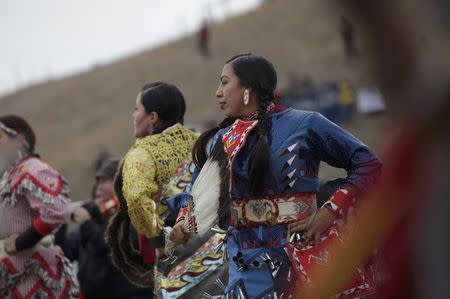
[{"xmin": 225, "ymin": 112, "xmax": 239, "ymax": 119}]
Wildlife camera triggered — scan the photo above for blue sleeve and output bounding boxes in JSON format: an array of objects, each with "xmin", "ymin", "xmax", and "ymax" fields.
[
  {"xmin": 307, "ymin": 112, "xmax": 382, "ymax": 192},
  {"xmin": 166, "ymin": 163, "xmax": 200, "ymax": 216}
]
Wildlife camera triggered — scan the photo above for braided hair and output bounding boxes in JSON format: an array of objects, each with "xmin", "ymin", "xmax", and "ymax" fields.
[
  {"xmin": 192, "ymin": 117, "xmax": 235, "ymax": 169},
  {"xmin": 227, "ymin": 53, "xmax": 277, "ymax": 196}
]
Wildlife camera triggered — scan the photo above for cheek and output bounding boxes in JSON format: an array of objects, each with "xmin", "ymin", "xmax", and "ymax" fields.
[
  {"xmin": 135, "ymin": 111, "xmax": 147, "ymax": 127},
  {"xmin": 0, "ymin": 134, "xmax": 10, "ymax": 146},
  {"xmin": 226, "ymin": 91, "xmax": 244, "ymax": 115}
]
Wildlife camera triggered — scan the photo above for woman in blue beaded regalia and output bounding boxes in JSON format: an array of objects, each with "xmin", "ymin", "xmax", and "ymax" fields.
[{"xmin": 170, "ymin": 53, "xmax": 382, "ymax": 298}]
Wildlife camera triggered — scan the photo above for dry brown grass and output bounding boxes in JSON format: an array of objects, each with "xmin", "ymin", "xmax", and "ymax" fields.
[{"xmin": 0, "ymin": 0, "xmax": 385, "ymax": 200}]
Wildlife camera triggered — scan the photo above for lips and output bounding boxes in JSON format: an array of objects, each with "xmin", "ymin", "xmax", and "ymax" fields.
[{"xmin": 219, "ymin": 101, "xmax": 226, "ymax": 109}]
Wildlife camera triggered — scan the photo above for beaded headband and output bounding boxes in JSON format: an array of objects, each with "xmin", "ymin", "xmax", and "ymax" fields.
[
  {"xmin": 0, "ymin": 122, "xmax": 18, "ymax": 136},
  {"xmin": 0, "ymin": 121, "xmax": 31, "ymax": 150}
]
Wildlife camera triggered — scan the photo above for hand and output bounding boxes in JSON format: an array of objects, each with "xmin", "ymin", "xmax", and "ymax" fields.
[
  {"xmin": 72, "ymin": 207, "xmax": 92, "ymax": 224},
  {"xmin": 304, "ymin": 207, "xmax": 337, "ymax": 247},
  {"xmin": 4, "ymin": 233, "xmax": 19, "ymax": 254},
  {"xmin": 288, "ymin": 214, "xmax": 316, "ymax": 234},
  {"xmin": 169, "ymin": 222, "xmax": 189, "ymax": 245}
]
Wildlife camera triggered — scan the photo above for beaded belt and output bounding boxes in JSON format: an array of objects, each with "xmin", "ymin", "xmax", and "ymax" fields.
[{"xmin": 230, "ymin": 193, "xmax": 317, "ymax": 228}]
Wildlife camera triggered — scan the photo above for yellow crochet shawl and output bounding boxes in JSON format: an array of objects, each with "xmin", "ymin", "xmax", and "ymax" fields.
[{"xmin": 121, "ymin": 124, "xmax": 198, "ymax": 238}]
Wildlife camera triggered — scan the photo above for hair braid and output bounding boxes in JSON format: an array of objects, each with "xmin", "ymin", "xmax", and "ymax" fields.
[
  {"xmin": 192, "ymin": 117, "xmax": 235, "ymax": 169},
  {"xmin": 248, "ymin": 93, "xmax": 273, "ymax": 196}
]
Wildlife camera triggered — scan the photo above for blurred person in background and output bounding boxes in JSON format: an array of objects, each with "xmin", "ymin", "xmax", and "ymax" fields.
[
  {"xmin": 59, "ymin": 159, "xmax": 154, "ymax": 299},
  {"xmin": 0, "ymin": 115, "xmax": 79, "ymax": 299},
  {"xmin": 340, "ymin": 16, "xmax": 358, "ymax": 62},
  {"xmin": 198, "ymin": 20, "xmax": 211, "ymax": 57}
]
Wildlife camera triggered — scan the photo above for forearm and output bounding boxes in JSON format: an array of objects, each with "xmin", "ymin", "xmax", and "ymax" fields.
[{"xmin": 15, "ymin": 217, "xmax": 55, "ymax": 251}]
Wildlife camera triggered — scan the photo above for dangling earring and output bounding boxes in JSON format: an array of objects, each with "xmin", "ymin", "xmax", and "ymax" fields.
[
  {"xmin": 147, "ymin": 122, "xmax": 154, "ymax": 134},
  {"xmin": 243, "ymin": 89, "xmax": 250, "ymax": 106}
]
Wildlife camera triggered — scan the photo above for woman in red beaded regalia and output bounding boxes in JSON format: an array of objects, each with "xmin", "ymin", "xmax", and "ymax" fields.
[{"xmin": 0, "ymin": 115, "xmax": 79, "ymax": 299}]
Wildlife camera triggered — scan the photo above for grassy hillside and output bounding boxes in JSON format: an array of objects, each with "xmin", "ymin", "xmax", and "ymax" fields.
[{"xmin": 0, "ymin": 0, "xmax": 384, "ymax": 200}]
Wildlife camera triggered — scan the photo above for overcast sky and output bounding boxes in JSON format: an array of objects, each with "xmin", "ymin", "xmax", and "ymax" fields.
[{"xmin": 0, "ymin": 0, "xmax": 261, "ymax": 97}]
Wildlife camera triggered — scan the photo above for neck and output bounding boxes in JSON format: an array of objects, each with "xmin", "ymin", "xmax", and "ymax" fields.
[{"xmin": 239, "ymin": 101, "xmax": 279, "ymax": 121}]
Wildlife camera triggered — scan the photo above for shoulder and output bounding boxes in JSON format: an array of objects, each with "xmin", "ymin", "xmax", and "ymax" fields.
[
  {"xmin": 271, "ymin": 108, "xmax": 315, "ymax": 124},
  {"xmin": 174, "ymin": 125, "xmax": 199, "ymax": 139},
  {"xmin": 124, "ymin": 146, "xmax": 154, "ymax": 167},
  {"xmin": 9, "ymin": 156, "xmax": 69, "ymax": 202},
  {"xmin": 10, "ymin": 156, "xmax": 62, "ymax": 186},
  {"xmin": 269, "ymin": 108, "xmax": 317, "ymax": 133}
]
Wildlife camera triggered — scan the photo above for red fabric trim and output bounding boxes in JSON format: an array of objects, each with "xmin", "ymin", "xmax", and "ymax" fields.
[
  {"xmin": 32, "ymin": 252, "xmax": 63, "ymax": 279},
  {"xmin": 329, "ymin": 187, "xmax": 357, "ymax": 216},
  {"xmin": 176, "ymin": 207, "xmax": 189, "ymax": 223},
  {"xmin": 32, "ymin": 217, "xmax": 54, "ymax": 236},
  {"xmin": 4, "ymin": 252, "xmax": 74, "ymax": 299},
  {"xmin": 12, "ymin": 280, "xmax": 55, "ymax": 299},
  {"xmin": 0, "ymin": 256, "xmax": 19, "ymax": 273},
  {"xmin": 286, "ymin": 225, "xmax": 376, "ymax": 299},
  {"xmin": 9, "ymin": 157, "xmax": 64, "ymax": 197},
  {"xmin": 138, "ymin": 234, "xmax": 156, "ymax": 264}
]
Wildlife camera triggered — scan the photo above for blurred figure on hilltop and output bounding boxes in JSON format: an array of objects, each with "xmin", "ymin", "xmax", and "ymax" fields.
[
  {"xmin": 198, "ymin": 20, "xmax": 211, "ymax": 57},
  {"xmin": 0, "ymin": 115, "xmax": 79, "ymax": 298},
  {"xmin": 59, "ymin": 159, "xmax": 154, "ymax": 299},
  {"xmin": 341, "ymin": 16, "xmax": 358, "ymax": 62}
]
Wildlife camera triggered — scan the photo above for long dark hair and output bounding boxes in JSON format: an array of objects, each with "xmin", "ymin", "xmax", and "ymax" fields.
[
  {"xmin": 105, "ymin": 162, "xmax": 155, "ymax": 287},
  {"xmin": 192, "ymin": 53, "xmax": 277, "ymax": 196},
  {"xmin": 140, "ymin": 82, "xmax": 186, "ymax": 133}
]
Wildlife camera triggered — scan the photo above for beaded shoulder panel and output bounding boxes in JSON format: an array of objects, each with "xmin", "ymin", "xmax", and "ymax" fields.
[{"xmin": 0, "ymin": 157, "xmax": 70, "ymax": 206}]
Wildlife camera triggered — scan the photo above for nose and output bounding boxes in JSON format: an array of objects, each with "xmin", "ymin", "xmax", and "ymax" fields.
[{"xmin": 216, "ymin": 85, "xmax": 223, "ymax": 98}]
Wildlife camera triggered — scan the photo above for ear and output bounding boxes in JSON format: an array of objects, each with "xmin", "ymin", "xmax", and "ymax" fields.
[
  {"xmin": 16, "ymin": 134, "xmax": 31, "ymax": 151},
  {"xmin": 149, "ymin": 111, "xmax": 159, "ymax": 126},
  {"xmin": 16, "ymin": 134, "xmax": 27, "ymax": 145}
]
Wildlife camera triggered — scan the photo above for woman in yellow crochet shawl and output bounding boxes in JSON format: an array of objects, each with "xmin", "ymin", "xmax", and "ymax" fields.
[{"xmin": 106, "ymin": 82, "xmax": 198, "ymax": 288}]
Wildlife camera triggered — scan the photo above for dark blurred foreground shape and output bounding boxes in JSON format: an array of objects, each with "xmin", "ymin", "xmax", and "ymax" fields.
[{"xmin": 299, "ymin": 0, "xmax": 450, "ymax": 298}]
